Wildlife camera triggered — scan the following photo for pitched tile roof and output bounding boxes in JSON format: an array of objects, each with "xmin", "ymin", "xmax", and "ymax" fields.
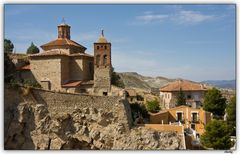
[
  {"xmin": 16, "ymin": 64, "xmax": 30, "ymax": 71},
  {"xmin": 125, "ymin": 89, "xmax": 137, "ymax": 97},
  {"xmin": 160, "ymin": 80, "xmax": 208, "ymax": 92},
  {"xmin": 29, "ymin": 50, "xmax": 93, "ymax": 57},
  {"xmin": 62, "ymin": 80, "xmax": 82, "ymax": 87},
  {"xmin": 40, "ymin": 38, "xmax": 86, "ymax": 50}
]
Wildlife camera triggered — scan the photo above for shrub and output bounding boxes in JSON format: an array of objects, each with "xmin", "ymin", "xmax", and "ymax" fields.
[
  {"xmin": 146, "ymin": 99, "xmax": 160, "ymax": 113},
  {"xmin": 23, "ymin": 79, "xmax": 41, "ymax": 88},
  {"xmin": 130, "ymin": 103, "xmax": 149, "ymax": 120}
]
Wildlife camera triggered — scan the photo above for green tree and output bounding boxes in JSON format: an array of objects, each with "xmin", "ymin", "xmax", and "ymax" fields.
[
  {"xmin": 176, "ymin": 88, "xmax": 186, "ymax": 106},
  {"xmin": 146, "ymin": 99, "xmax": 160, "ymax": 113},
  {"xmin": 4, "ymin": 53, "xmax": 16, "ymax": 82},
  {"xmin": 111, "ymin": 67, "xmax": 125, "ymax": 88},
  {"xmin": 203, "ymin": 88, "xmax": 226, "ymax": 117},
  {"xmin": 130, "ymin": 103, "xmax": 149, "ymax": 120},
  {"xmin": 4, "ymin": 39, "xmax": 14, "ymax": 53},
  {"xmin": 26, "ymin": 42, "xmax": 39, "ymax": 54},
  {"xmin": 200, "ymin": 120, "xmax": 233, "ymax": 150},
  {"xmin": 226, "ymin": 96, "xmax": 236, "ymax": 135}
]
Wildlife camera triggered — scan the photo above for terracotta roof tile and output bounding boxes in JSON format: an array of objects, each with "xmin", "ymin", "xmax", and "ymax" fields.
[
  {"xmin": 16, "ymin": 64, "xmax": 30, "ymax": 71},
  {"xmin": 160, "ymin": 80, "xmax": 208, "ymax": 92},
  {"xmin": 125, "ymin": 89, "xmax": 137, "ymax": 97},
  {"xmin": 62, "ymin": 80, "xmax": 82, "ymax": 87},
  {"xmin": 69, "ymin": 53, "xmax": 93, "ymax": 57},
  {"xmin": 41, "ymin": 38, "xmax": 86, "ymax": 50},
  {"xmin": 29, "ymin": 50, "xmax": 68, "ymax": 57},
  {"xmin": 29, "ymin": 50, "xmax": 93, "ymax": 57}
]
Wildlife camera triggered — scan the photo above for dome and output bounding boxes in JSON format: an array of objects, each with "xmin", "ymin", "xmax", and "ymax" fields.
[
  {"xmin": 98, "ymin": 35, "xmax": 108, "ymax": 43},
  {"xmin": 97, "ymin": 30, "xmax": 108, "ymax": 43}
]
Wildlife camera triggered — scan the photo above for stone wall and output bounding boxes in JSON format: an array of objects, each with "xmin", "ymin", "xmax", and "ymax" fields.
[
  {"xmin": 31, "ymin": 88, "xmax": 132, "ymax": 130},
  {"xmin": 30, "ymin": 57, "xmax": 62, "ymax": 91},
  {"xmin": 70, "ymin": 57, "xmax": 83, "ymax": 80},
  {"xmin": 4, "ymin": 87, "xmax": 185, "ymax": 150},
  {"xmin": 94, "ymin": 66, "xmax": 111, "ymax": 95},
  {"xmin": 61, "ymin": 56, "xmax": 70, "ymax": 84},
  {"xmin": 82, "ymin": 59, "xmax": 94, "ymax": 80}
]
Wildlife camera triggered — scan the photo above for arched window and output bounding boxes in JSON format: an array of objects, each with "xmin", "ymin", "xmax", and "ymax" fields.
[
  {"xmin": 96, "ymin": 55, "xmax": 100, "ymax": 65},
  {"xmin": 103, "ymin": 55, "xmax": 107, "ymax": 65}
]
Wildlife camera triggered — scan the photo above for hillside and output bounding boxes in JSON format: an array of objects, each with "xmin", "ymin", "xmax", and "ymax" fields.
[
  {"xmin": 118, "ymin": 72, "xmax": 235, "ymax": 91},
  {"xmin": 117, "ymin": 72, "xmax": 175, "ymax": 91},
  {"xmin": 201, "ymin": 80, "xmax": 236, "ymax": 90}
]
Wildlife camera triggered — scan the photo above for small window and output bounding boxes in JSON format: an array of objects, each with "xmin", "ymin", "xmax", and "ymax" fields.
[
  {"xmin": 191, "ymin": 112, "xmax": 198, "ymax": 123},
  {"xmin": 97, "ymin": 46, "xmax": 99, "ymax": 50},
  {"xmin": 187, "ymin": 95, "xmax": 191, "ymax": 99},
  {"xmin": 104, "ymin": 45, "xmax": 107, "ymax": 49},
  {"xmin": 101, "ymin": 45, "xmax": 103, "ymax": 48},
  {"xmin": 177, "ymin": 112, "xmax": 183, "ymax": 121},
  {"xmin": 103, "ymin": 55, "xmax": 107, "ymax": 65},
  {"xmin": 96, "ymin": 55, "xmax": 100, "ymax": 65},
  {"xmin": 103, "ymin": 92, "xmax": 108, "ymax": 96},
  {"xmin": 191, "ymin": 123, "xmax": 196, "ymax": 130}
]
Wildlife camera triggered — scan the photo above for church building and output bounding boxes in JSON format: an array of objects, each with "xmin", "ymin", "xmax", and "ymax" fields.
[{"xmin": 29, "ymin": 20, "xmax": 112, "ymax": 95}]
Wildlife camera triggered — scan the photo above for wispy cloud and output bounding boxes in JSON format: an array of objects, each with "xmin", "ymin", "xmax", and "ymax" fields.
[
  {"xmin": 134, "ymin": 9, "xmax": 216, "ymax": 25},
  {"xmin": 173, "ymin": 11, "xmax": 214, "ymax": 25},
  {"xmin": 136, "ymin": 12, "xmax": 169, "ymax": 24}
]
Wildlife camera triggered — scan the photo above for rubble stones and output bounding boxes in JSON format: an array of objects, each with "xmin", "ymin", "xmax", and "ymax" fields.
[{"xmin": 4, "ymin": 89, "xmax": 185, "ymax": 150}]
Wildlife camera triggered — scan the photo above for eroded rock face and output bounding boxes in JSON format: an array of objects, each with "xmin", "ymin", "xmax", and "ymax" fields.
[{"xmin": 4, "ymin": 89, "xmax": 185, "ymax": 150}]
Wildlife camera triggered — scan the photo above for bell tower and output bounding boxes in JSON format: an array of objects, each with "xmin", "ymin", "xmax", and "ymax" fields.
[
  {"xmin": 93, "ymin": 30, "xmax": 112, "ymax": 96},
  {"xmin": 58, "ymin": 18, "xmax": 71, "ymax": 39}
]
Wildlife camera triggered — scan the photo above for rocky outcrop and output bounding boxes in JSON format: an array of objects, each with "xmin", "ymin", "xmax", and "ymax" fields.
[
  {"xmin": 4, "ymin": 88, "xmax": 185, "ymax": 150},
  {"xmin": 118, "ymin": 72, "xmax": 174, "ymax": 91}
]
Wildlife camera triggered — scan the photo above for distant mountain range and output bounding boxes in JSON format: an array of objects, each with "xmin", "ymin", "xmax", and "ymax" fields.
[
  {"xmin": 117, "ymin": 72, "xmax": 235, "ymax": 91},
  {"xmin": 201, "ymin": 80, "xmax": 236, "ymax": 90}
]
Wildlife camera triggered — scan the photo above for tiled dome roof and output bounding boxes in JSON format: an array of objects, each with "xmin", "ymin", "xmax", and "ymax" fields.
[{"xmin": 97, "ymin": 30, "xmax": 108, "ymax": 43}]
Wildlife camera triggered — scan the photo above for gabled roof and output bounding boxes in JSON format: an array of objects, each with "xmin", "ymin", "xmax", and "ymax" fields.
[
  {"xmin": 62, "ymin": 80, "xmax": 82, "ymax": 88},
  {"xmin": 16, "ymin": 64, "xmax": 30, "ymax": 71},
  {"xmin": 40, "ymin": 38, "xmax": 86, "ymax": 50},
  {"xmin": 125, "ymin": 89, "xmax": 137, "ymax": 97},
  {"xmin": 29, "ymin": 50, "xmax": 93, "ymax": 57},
  {"xmin": 160, "ymin": 80, "xmax": 208, "ymax": 92}
]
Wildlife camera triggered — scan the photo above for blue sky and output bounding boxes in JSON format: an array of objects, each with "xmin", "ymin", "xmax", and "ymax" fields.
[{"xmin": 4, "ymin": 4, "xmax": 236, "ymax": 81}]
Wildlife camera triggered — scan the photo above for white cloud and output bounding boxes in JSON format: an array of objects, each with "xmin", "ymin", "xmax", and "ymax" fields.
[
  {"xmin": 136, "ymin": 13, "xmax": 169, "ymax": 23},
  {"xmin": 135, "ymin": 10, "xmax": 215, "ymax": 25},
  {"xmin": 173, "ymin": 11, "xmax": 214, "ymax": 25}
]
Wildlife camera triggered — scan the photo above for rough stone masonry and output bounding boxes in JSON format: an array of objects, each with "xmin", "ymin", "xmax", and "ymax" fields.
[{"xmin": 4, "ymin": 87, "xmax": 185, "ymax": 150}]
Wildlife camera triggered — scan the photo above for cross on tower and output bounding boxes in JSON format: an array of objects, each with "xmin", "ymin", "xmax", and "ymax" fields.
[
  {"xmin": 101, "ymin": 29, "xmax": 104, "ymax": 36},
  {"xmin": 61, "ymin": 17, "xmax": 66, "ymax": 24}
]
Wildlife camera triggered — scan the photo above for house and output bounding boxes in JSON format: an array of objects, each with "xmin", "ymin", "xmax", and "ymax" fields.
[
  {"xmin": 149, "ymin": 105, "xmax": 212, "ymax": 136},
  {"xmin": 28, "ymin": 20, "xmax": 112, "ymax": 95},
  {"xmin": 125, "ymin": 89, "xmax": 137, "ymax": 103},
  {"xmin": 160, "ymin": 80, "xmax": 208, "ymax": 109}
]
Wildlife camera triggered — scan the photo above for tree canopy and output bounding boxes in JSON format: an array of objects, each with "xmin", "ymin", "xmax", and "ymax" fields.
[
  {"xmin": 226, "ymin": 95, "xmax": 236, "ymax": 135},
  {"xmin": 200, "ymin": 120, "xmax": 233, "ymax": 150},
  {"xmin": 203, "ymin": 88, "xmax": 226, "ymax": 117},
  {"xmin": 26, "ymin": 42, "xmax": 40, "ymax": 54},
  {"xmin": 176, "ymin": 88, "xmax": 186, "ymax": 106},
  {"xmin": 4, "ymin": 39, "xmax": 14, "ymax": 53},
  {"xmin": 146, "ymin": 99, "xmax": 160, "ymax": 113}
]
